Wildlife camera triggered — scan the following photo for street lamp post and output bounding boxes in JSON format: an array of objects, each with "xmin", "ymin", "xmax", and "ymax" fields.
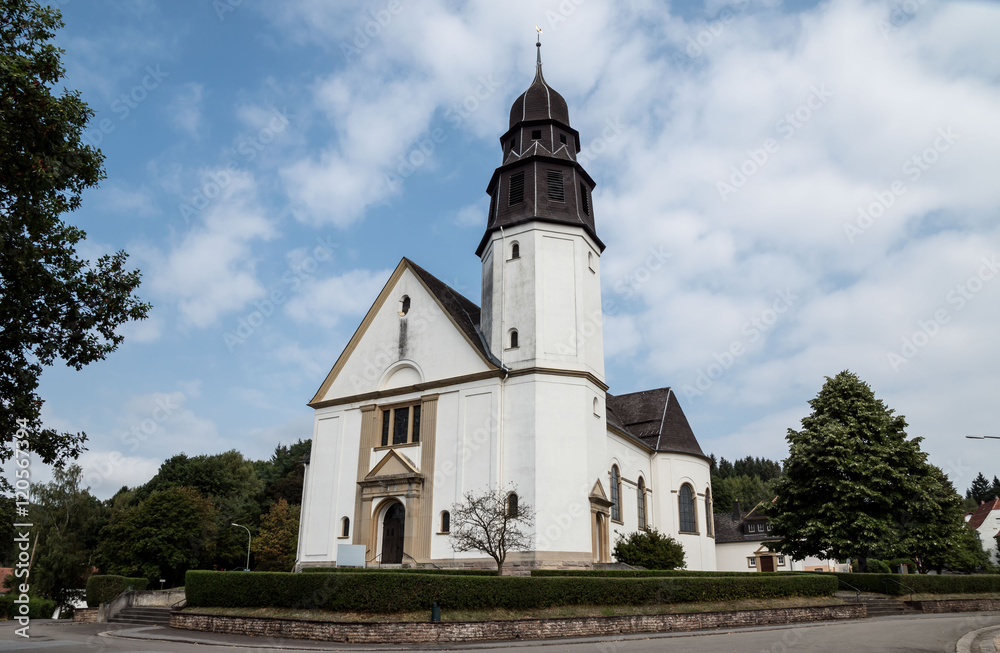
[{"xmin": 231, "ymin": 522, "xmax": 251, "ymax": 571}]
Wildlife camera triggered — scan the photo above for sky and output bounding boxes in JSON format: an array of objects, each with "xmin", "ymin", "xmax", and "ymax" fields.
[{"xmin": 22, "ymin": 0, "xmax": 1000, "ymax": 500}]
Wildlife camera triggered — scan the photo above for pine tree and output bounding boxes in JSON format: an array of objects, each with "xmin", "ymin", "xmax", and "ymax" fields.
[
  {"xmin": 769, "ymin": 371, "xmax": 960, "ymax": 572},
  {"xmin": 991, "ymin": 476, "xmax": 1000, "ymax": 502},
  {"xmin": 967, "ymin": 473, "xmax": 991, "ymax": 503}
]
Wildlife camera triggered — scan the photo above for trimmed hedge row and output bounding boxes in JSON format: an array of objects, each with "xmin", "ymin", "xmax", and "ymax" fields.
[
  {"xmin": 185, "ymin": 570, "xmax": 837, "ymax": 613},
  {"xmin": 86, "ymin": 575, "xmax": 150, "ymax": 607},
  {"xmin": 832, "ymin": 573, "xmax": 1000, "ymax": 595},
  {"xmin": 0, "ymin": 594, "xmax": 56, "ymax": 619},
  {"xmin": 301, "ymin": 567, "xmax": 496, "ymax": 576},
  {"xmin": 531, "ymin": 569, "xmax": 806, "ymax": 578}
]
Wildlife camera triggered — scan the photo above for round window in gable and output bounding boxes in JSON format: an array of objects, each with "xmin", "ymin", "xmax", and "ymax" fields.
[{"xmin": 399, "ymin": 295, "xmax": 410, "ymax": 316}]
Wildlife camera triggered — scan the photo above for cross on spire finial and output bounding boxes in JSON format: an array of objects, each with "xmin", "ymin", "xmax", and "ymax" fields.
[{"xmin": 535, "ymin": 25, "xmax": 542, "ymax": 69}]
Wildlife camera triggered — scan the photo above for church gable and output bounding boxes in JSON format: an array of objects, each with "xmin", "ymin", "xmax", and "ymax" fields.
[
  {"xmin": 366, "ymin": 449, "xmax": 419, "ymax": 479},
  {"xmin": 310, "ymin": 259, "xmax": 499, "ymax": 406}
]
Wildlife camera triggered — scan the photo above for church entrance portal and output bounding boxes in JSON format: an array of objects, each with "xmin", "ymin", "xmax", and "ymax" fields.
[{"xmin": 381, "ymin": 502, "xmax": 405, "ymax": 564}]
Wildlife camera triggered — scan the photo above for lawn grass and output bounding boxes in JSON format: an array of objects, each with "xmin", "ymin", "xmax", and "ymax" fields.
[{"xmin": 183, "ymin": 595, "xmax": 848, "ymax": 623}]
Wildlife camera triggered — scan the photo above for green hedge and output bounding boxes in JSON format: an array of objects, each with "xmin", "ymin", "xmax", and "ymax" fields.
[
  {"xmin": 531, "ymin": 569, "xmax": 807, "ymax": 578},
  {"xmin": 832, "ymin": 573, "xmax": 1000, "ymax": 595},
  {"xmin": 300, "ymin": 567, "xmax": 496, "ymax": 576},
  {"xmin": 85, "ymin": 575, "xmax": 150, "ymax": 607},
  {"xmin": 0, "ymin": 594, "xmax": 56, "ymax": 619},
  {"xmin": 186, "ymin": 570, "xmax": 837, "ymax": 613}
]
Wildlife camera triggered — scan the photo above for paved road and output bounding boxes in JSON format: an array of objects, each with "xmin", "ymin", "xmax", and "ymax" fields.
[{"xmin": 0, "ymin": 613, "xmax": 997, "ymax": 652}]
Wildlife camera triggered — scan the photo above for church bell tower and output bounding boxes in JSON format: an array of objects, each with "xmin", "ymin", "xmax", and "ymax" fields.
[{"xmin": 478, "ymin": 37, "xmax": 605, "ymax": 383}]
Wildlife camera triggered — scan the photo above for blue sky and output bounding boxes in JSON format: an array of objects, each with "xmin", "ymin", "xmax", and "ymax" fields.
[{"xmin": 26, "ymin": 0, "xmax": 1000, "ymax": 499}]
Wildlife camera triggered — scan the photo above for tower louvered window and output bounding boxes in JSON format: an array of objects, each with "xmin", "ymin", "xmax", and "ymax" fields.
[
  {"xmin": 488, "ymin": 192, "xmax": 497, "ymax": 223},
  {"xmin": 580, "ymin": 182, "xmax": 589, "ymax": 216},
  {"xmin": 509, "ymin": 172, "xmax": 525, "ymax": 206},
  {"xmin": 546, "ymin": 169, "xmax": 565, "ymax": 202}
]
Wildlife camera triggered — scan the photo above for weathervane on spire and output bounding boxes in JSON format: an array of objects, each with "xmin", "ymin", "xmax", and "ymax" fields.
[{"xmin": 535, "ymin": 25, "xmax": 543, "ymax": 67}]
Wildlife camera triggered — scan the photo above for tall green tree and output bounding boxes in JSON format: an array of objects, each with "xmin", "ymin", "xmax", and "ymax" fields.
[
  {"xmin": 769, "ymin": 371, "xmax": 958, "ymax": 572},
  {"xmin": 991, "ymin": 476, "xmax": 1000, "ymax": 502},
  {"xmin": 28, "ymin": 465, "xmax": 106, "ymax": 608},
  {"xmin": 967, "ymin": 473, "xmax": 992, "ymax": 503},
  {"xmin": 96, "ymin": 486, "xmax": 217, "ymax": 587},
  {"xmin": 0, "ymin": 1, "xmax": 150, "ymax": 487},
  {"xmin": 251, "ymin": 498, "xmax": 299, "ymax": 572}
]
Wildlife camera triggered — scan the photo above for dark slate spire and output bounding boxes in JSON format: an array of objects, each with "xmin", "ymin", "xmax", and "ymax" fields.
[{"xmin": 476, "ymin": 36, "xmax": 603, "ymax": 257}]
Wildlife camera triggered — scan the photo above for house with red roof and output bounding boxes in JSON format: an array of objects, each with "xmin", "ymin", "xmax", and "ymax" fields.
[{"xmin": 965, "ymin": 497, "xmax": 1000, "ymax": 563}]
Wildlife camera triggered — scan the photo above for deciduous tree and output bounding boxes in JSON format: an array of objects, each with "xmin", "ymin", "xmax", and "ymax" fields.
[
  {"xmin": 449, "ymin": 485, "xmax": 534, "ymax": 575},
  {"xmin": 0, "ymin": 1, "xmax": 150, "ymax": 488},
  {"xmin": 251, "ymin": 498, "xmax": 299, "ymax": 572},
  {"xmin": 769, "ymin": 371, "xmax": 962, "ymax": 572}
]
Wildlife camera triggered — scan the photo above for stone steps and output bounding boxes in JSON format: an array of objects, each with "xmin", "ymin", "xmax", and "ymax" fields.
[{"xmin": 109, "ymin": 606, "xmax": 171, "ymax": 626}]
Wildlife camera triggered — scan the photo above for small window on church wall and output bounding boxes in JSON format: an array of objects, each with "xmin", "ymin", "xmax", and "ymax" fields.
[
  {"xmin": 637, "ymin": 477, "xmax": 647, "ymax": 529},
  {"xmin": 580, "ymin": 183, "xmax": 590, "ymax": 216},
  {"xmin": 509, "ymin": 172, "xmax": 525, "ymax": 206},
  {"xmin": 393, "ymin": 407, "xmax": 409, "ymax": 445},
  {"xmin": 610, "ymin": 466, "xmax": 621, "ymax": 522},
  {"xmin": 510, "ymin": 242, "xmax": 520, "ymax": 260},
  {"xmin": 546, "ymin": 169, "xmax": 565, "ymax": 202},
  {"xmin": 440, "ymin": 511, "xmax": 450, "ymax": 533},
  {"xmin": 531, "ymin": 129, "xmax": 542, "ymax": 140},
  {"xmin": 588, "ymin": 251, "xmax": 595, "ymax": 272},
  {"xmin": 507, "ymin": 493, "xmax": 519, "ymax": 518},
  {"xmin": 341, "ymin": 517, "xmax": 350, "ymax": 538},
  {"xmin": 509, "ymin": 329, "xmax": 518, "ymax": 349},
  {"xmin": 399, "ymin": 295, "xmax": 410, "ymax": 316},
  {"xmin": 381, "ymin": 410, "xmax": 390, "ymax": 446},
  {"xmin": 559, "ymin": 133, "xmax": 567, "ymax": 145},
  {"xmin": 411, "ymin": 405, "xmax": 421, "ymax": 443},
  {"xmin": 679, "ymin": 484, "xmax": 697, "ymax": 533},
  {"xmin": 705, "ymin": 488, "xmax": 714, "ymax": 536},
  {"xmin": 593, "ymin": 397, "xmax": 599, "ymax": 415}
]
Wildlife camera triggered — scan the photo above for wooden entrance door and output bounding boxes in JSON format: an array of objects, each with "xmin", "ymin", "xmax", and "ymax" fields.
[
  {"xmin": 381, "ymin": 503, "xmax": 405, "ymax": 564},
  {"xmin": 759, "ymin": 555, "xmax": 775, "ymax": 572}
]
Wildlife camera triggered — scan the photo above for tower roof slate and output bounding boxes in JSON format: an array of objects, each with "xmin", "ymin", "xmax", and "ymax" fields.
[
  {"xmin": 606, "ymin": 388, "xmax": 707, "ymax": 459},
  {"xmin": 508, "ymin": 55, "xmax": 570, "ymax": 128}
]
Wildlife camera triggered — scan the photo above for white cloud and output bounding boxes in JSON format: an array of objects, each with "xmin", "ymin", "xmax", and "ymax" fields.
[
  {"xmin": 284, "ymin": 268, "xmax": 391, "ymax": 328},
  {"xmin": 168, "ymin": 82, "xmax": 205, "ymax": 135},
  {"xmin": 139, "ymin": 170, "xmax": 276, "ymax": 328}
]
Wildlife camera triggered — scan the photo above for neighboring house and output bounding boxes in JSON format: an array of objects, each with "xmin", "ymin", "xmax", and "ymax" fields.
[
  {"xmin": 294, "ymin": 43, "xmax": 716, "ymax": 572},
  {"xmin": 965, "ymin": 497, "xmax": 1000, "ymax": 561},
  {"xmin": 714, "ymin": 501, "xmax": 846, "ymax": 572}
]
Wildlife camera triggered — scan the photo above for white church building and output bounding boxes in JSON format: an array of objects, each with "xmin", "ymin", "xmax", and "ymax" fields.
[{"xmin": 295, "ymin": 43, "xmax": 717, "ymax": 572}]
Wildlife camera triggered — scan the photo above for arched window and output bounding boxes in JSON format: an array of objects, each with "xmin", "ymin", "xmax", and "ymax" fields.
[
  {"xmin": 510, "ymin": 242, "xmax": 520, "ymax": 259},
  {"xmin": 507, "ymin": 492, "xmax": 519, "ymax": 518},
  {"xmin": 341, "ymin": 516, "xmax": 350, "ymax": 538},
  {"xmin": 610, "ymin": 465, "xmax": 621, "ymax": 522},
  {"xmin": 440, "ymin": 511, "xmax": 450, "ymax": 533},
  {"xmin": 588, "ymin": 251, "xmax": 595, "ymax": 271},
  {"xmin": 679, "ymin": 484, "xmax": 697, "ymax": 533},
  {"xmin": 637, "ymin": 477, "xmax": 646, "ymax": 529},
  {"xmin": 509, "ymin": 329, "xmax": 519, "ymax": 349},
  {"xmin": 399, "ymin": 295, "xmax": 410, "ymax": 316},
  {"xmin": 705, "ymin": 488, "xmax": 713, "ymax": 536},
  {"xmin": 593, "ymin": 397, "xmax": 599, "ymax": 415}
]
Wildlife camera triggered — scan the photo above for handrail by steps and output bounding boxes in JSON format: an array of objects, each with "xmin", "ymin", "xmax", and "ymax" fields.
[
  {"xmin": 882, "ymin": 577, "xmax": 914, "ymax": 601},
  {"xmin": 837, "ymin": 577, "xmax": 862, "ymax": 601}
]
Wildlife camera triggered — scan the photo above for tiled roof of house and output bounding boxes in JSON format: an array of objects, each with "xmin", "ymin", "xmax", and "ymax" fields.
[
  {"xmin": 713, "ymin": 502, "xmax": 780, "ymax": 544},
  {"xmin": 966, "ymin": 496, "xmax": 1000, "ymax": 530}
]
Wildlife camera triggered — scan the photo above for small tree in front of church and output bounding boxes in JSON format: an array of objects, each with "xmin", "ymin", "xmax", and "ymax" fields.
[
  {"xmin": 613, "ymin": 528, "xmax": 686, "ymax": 570},
  {"xmin": 449, "ymin": 485, "xmax": 534, "ymax": 576}
]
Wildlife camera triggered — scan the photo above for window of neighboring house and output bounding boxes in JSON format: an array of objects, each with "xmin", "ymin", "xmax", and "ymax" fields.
[
  {"xmin": 637, "ymin": 477, "xmax": 647, "ymax": 529},
  {"xmin": 440, "ymin": 511, "xmax": 450, "ymax": 533},
  {"xmin": 777, "ymin": 556, "xmax": 786, "ymax": 566},
  {"xmin": 380, "ymin": 403, "xmax": 422, "ymax": 446},
  {"xmin": 610, "ymin": 466, "xmax": 622, "ymax": 522},
  {"xmin": 748, "ymin": 557, "xmax": 757, "ymax": 568},
  {"xmin": 679, "ymin": 484, "xmax": 697, "ymax": 533}
]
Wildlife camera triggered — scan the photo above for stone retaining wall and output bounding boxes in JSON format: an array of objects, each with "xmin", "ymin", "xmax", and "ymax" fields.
[
  {"xmin": 171, "ymin": 605, "xmax": 865, "ymax": 643},
  {"xmin": 73, "ymin": 608, "xmax": 99, "ymax": 623},
  {"xmin": 905, "ymin": 598, "xmax": 1000, "ymax": 613}
]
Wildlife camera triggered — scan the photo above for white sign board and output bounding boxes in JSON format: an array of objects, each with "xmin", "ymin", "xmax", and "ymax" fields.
[{"xmin": 337, "ymin": 544, "xmax": 366, "ymax": 568}]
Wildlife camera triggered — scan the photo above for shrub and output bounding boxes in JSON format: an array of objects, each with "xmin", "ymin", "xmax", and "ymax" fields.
[
  {"xmin": 85, "ymin": 575, "xmax": 150, "ymax": 607},
  {"xmin": 865, "ymin": 559, "xmax": 892, "ymax": 574},
  {"xmin": 612, "ymin": 528, "xmax": 686, "ymax": 570},
  {"xmin": 185, "ymin": 570, "xmax": 836, "ymax": 613},
  {"xmin": 832, "ymin": 573, "xmax": 1000, "ymax": 595},
  {"xmin": 531, "ymin": 569, "xmax": 808, "ymax": 578},
  {"xmin": 0, "ymin": 594, "xmax": 57, "ymax": 619},
  {"xmin": 300, "ymin": 567, "xmax": 496, "ymax": 576}
]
